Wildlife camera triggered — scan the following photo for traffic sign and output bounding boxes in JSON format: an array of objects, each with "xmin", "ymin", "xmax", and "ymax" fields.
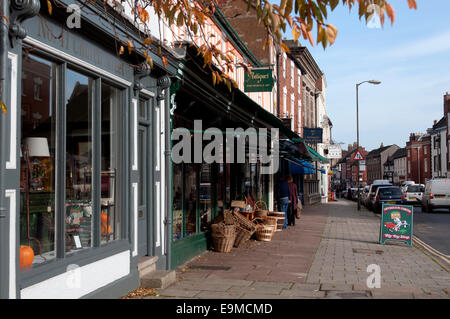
[{"xmin": 352, "ymin": 150, "xmax": 364, "ymax": 161}]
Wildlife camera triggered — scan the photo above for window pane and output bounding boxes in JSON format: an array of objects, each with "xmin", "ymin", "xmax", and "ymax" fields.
[
  {"xmin": 101, "ymin": 83, "xmax": 121, "ymax": 243},
  {"xmin": 65, "ymin": 68, "xmax": 93, "ymax": 253},
  {"xmin": 185, "ymin": 164, "xmax": 197, "ymax": 237},
  {"xmin": 200, "ymin": 164, "xmax": 212, "ymax": 232},
  {"xmin": 172, "ymin": 164, "xmax": 183, "ymax": 241},
  {"xmin": 20, "ymin": 54, "xmax": 57, "ymax": 266}
]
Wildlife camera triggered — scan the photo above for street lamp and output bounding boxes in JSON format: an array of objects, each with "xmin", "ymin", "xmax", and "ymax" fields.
[{"xmin": 356, "ymin": 80, "xmax": 381, "ymax": 210}]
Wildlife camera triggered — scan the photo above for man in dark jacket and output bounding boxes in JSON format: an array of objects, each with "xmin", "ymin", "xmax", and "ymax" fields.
[{"xmin": 277, "ymin": 176, "xmax": 290, "ymax": 229}]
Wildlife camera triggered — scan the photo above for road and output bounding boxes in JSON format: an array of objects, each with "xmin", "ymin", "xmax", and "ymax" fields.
[{"xmin": 411, "ymin": 205, "xmax": 450, "ymax": 256}]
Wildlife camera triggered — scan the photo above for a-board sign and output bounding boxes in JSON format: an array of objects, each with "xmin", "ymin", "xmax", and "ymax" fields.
[{"xmin": 380, "ymin": 204, "xmax": 413, "ymax": 246}]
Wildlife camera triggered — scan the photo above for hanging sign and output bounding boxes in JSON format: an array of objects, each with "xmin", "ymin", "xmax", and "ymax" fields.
[
  {"xmin": 380, "ymin": 204, "xmax": 413, "ymax": 247},
  {"xmin": 303, "ymin": 128, "xmax": 323, "ymax": 144},
  {"xmin": 244, "ymin": 68, "xmax": 274, "ymax": 92},
  {"xmin": 327, "ymin": 144, "xmax": 342, "ymax": 159}
]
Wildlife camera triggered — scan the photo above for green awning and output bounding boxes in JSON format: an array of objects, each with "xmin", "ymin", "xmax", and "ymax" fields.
[{"xmin": 306, "ymin": 145, "xmax": 329, "ymax": 164}]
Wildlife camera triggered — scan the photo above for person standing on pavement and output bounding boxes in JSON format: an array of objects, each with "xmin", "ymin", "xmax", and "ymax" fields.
[
  {"xmin": 277, "ymin": 175, "xmax": 290, "ymax": 229},
  {"xmin": 287, "ymin": 175, "xmax": 298, "ymax": 226}
]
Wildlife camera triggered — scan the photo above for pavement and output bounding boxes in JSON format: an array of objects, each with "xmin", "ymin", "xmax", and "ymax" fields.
[{"xmin": 135, "ymin": 200, "xmax": 450, "ymax": 299}]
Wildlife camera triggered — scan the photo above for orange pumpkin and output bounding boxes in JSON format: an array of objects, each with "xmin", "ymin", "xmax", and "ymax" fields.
[{"xmin": 19, "ymin": 245, "xmax": 34, "ymax": 268}]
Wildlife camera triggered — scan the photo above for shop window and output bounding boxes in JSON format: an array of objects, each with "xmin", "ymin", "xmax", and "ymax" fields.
[
  {"xmin": 65, "ymin": 69, "xmax": 94, "ymax": 253},
  {"xmin": 185, "ymin": 163, "xmax": 198, "ymax": 237},
  {"xmin": 172, "ymin": 164, "xmax": 183, "ymax": 241},
  {"xmin": 200, "ymin": 164, "xmax": 212, "ymax": 232},
  {"xmin": 20, "ymin": 54, "xmax": 57, "ymax": 264},
  {"xmin": 20, "ymin": 53, "xmax": 124, "ymax": 270},
  {"xmin": 100, "ymin": 83, "xmax": 121, "ymax": 243}
]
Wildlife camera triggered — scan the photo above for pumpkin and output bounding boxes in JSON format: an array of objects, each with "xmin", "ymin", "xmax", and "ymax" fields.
[{"xmin": 19, "ymin": 245, "xmax": 34, "ymax": 268}]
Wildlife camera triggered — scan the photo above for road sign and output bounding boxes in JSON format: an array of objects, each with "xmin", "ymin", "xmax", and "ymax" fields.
[
  {"xmin": 380, "ymin": 204, "xmax": 413, "ymax": 247},
  {"xmin": 352, "ymin": 150, "xmax": 364, "ymax": 161}
]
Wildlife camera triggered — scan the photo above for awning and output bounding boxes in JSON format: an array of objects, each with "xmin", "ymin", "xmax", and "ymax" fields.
[
  {"xmin": 284, "ymin": 157, "xmax": 315, "ymax": 175},
  {"xmin": 306, "ymin": 145, "xmax": 329, "ymax": 164}
]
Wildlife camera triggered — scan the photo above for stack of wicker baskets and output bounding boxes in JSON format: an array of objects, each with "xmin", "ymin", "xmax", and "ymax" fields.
[
  {"xmin": 268, "ymin": 212, "xmax": 285, "ymax": 232},
  {"xmin": 211, "ymin": 222, "xmax": 235, "ymax": 253},
  {"xmin": 232, "ymin": 209, "xmax": 256, "ymax": 247}
]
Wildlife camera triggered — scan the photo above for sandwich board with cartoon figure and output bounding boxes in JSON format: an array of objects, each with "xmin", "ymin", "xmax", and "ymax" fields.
[{"xmin": 380, "ymin": 204, "xmax": 413, "ymax": 247}]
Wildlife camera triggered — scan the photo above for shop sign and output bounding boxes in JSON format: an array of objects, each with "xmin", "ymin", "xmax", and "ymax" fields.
[
  {"xmin": 327, "ymin": 144, "xmax": 342, "ymax": 159},
  {"xmin": 244, "ymin": 68, "xmax": 274, "ymax": 92},
  {"xmin": 303, "ymin": 128, "xmax": 323, "ymax": 144},
  {"xmin": 380, "ymin": 204, "xmax": 413, "ymax": 246}
]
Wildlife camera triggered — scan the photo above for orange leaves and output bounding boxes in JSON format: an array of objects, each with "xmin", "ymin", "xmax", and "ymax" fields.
[
  {"xmin": 143, "ymin": 37, "xmax": 153, "ymax": 46},
  {"xmin": 126, "ymin": 40, "xmax": 133, "ymax": 55},
  {"xmin": 407, "ymin": 0, "xmax": 417, "ymax": 10},
  {"xmin": 0, "ymin": 101, "xmax": 7, "ymax": 114},
  {"xmin": 162, "ymin": 56, "xmax": 168, "ymax": 68},
  {"xmin": 47, "ymin": 0, "xmax": 52, "ymax": 15},
  {"xmin": 385, "ymin": 4, "xmax": 396, "ymax": 25}
]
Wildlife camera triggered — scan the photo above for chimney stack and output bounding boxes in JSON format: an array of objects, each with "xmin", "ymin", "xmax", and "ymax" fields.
[{"xmin": 444, "ymin": 92, "xmax": 450, "ymax": 115}]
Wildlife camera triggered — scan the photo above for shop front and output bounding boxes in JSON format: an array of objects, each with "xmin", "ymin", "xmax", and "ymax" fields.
[{"xmin": 0, "ymin": 0, "xmax": 175, "ymax": 299}]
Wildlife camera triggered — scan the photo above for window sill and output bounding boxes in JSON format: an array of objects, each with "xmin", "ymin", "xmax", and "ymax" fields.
[{"xmin": 19, "ymin": 239, "xmax": 131, "ymax": 289}]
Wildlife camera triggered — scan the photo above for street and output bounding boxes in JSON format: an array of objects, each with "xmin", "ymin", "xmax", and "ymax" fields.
[{"xmin": 412, "ymin": 206, "xmax": 450, "ymax": 256}]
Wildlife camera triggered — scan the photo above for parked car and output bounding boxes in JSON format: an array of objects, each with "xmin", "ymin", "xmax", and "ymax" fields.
[
  {"xmin": 367, "ymin": 182, "xmax": 393, "ymax": 210},
  {"xmin": 371, "ymin": 186, "xmax": 404, "ymax": 214},
  {"xmin": 403, "ymin": 184, "xmax": 425, "ymax": 205},
  {"xmin": 421, "ymin": 179, "xmax": 450, "ymax": 213},
  {"xmin": 401, "ymin": 180, "xmax": 415, "ymax": 193},
  {"xmin": 360, "ymin": 186, "xmax": 370, "ymax": 206}
]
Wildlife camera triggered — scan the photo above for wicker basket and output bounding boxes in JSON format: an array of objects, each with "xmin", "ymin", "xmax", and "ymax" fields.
[
  {"xmin": 263, "ymin": 216, "xmax": 277, "ymax": 225},
  {"xmin": 274, "ymin": 216, "xmax": 285, "ymax": 232},
  {"xmin": 234, "ymin": 224, "xmax": 253, "ymax": 247},
  {"xmin": 232, "ymin": 210, "xmax": 256, "ymax": 232},
  {"xmin": 254, "ymin": 200, "xmax": 269, "ymax": 218},
  {"xmin": 212, "ymin": 236, "xmax": 235, "ymax": 253},
  {"xmin": 269, "ymin": 211, "xmax": 285, "ymax": 217},
  {"xmin": 211, "ymin": 223, "xmax": 235, "ymax": 238},
  {"xmin": 211, "ymin": 223, "xmax": 235, "ymax": 253},
  {"xmin": 255, "ymin": 224, "xmax": 274, "ymax": 241}
]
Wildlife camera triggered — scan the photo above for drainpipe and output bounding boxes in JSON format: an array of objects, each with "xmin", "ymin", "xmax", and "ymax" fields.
[
  {"xmin": 157, "ymin": 75, "xmax": 172, "ymax": 270},
  {"xmin": 276, "ymin": 52, "xmax": 280, "ymax": 118},
  {"xmin": 0, "ymin": 0, "xmax": 9, "ymax": 245}
]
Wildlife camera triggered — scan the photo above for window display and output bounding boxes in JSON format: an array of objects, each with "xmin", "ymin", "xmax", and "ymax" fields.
[{"xmin": 20, "ymin": 54, "xmax": 57, "ymax": 265}]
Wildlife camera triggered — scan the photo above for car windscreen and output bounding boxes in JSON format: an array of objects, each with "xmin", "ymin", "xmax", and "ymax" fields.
[
  {"xmin": 407, "ymin": 185, "xmax": 424, "ymax": 193},
  {"xmin": 379, "ymin": 188, "xmax": 402, "ymax": 196}
]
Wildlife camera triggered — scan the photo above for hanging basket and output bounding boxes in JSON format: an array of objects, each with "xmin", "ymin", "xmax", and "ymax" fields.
[{"xmin": 255, "ymin": 224, "xmax": 274, "ymax": 242}]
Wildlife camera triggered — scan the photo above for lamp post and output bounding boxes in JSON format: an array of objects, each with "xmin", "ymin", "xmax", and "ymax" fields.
[{"xmin": 356, "ymin": 80, "xmax": 381, "ymax": 210}]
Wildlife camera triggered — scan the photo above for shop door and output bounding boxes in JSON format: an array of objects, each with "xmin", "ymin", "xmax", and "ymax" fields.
[{"xmin": 137, "ymin": 99, "xmax": 153, "ymax": 257}]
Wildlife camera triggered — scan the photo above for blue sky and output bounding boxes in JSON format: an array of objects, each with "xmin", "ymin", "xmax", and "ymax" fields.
[{"xmin": 285, "ymin": 0, "xmax": 450, "ymax": 151}]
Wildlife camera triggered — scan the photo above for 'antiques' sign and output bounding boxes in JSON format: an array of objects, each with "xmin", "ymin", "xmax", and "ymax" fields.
[
  {"xmin": 303, "ymin": 128, "xmax": 323, "ymax": 144},
  {"xmin": 244, "ymin": 68, "xmax": 274, "ymax": 92},
  {"xmin": 380, "ymin": 204, "xmax": 413, "ymax": 246}
]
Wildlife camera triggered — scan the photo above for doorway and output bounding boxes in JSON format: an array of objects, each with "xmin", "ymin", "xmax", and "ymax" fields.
[{"xmin": 137, "ymin": 98, "xmax": 153, "ymax": 257}]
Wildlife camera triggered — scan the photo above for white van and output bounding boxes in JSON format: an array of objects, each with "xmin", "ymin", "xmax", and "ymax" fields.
[{"xmin": 421, "ymin": 179, "xmax": 450, "ymax": 213}]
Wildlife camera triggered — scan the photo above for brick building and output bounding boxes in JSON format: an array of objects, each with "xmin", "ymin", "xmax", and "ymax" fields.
[
  {"xmin": 366, "ymin": 144, "xmax": 400, "ymax": 184},
  {"xmin": 406, "ymin": 133, "xmax": 432, "ymax": 185}
]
